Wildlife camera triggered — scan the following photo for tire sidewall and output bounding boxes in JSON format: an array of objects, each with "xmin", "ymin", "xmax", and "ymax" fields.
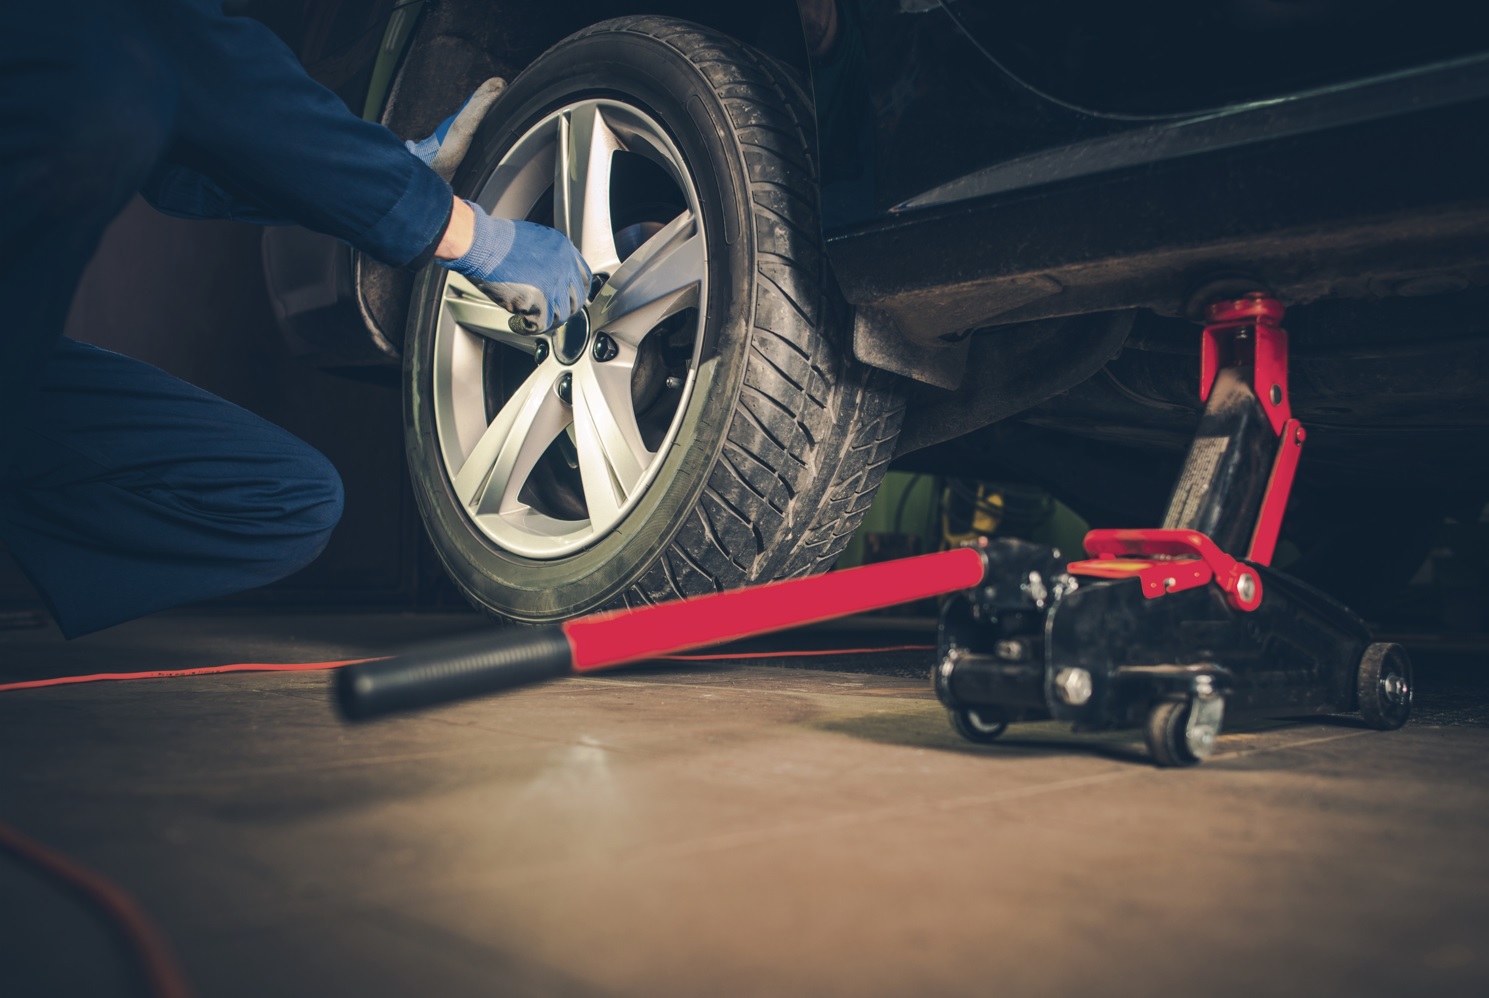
[{"xmin": 405, "ymin": 25, "xmax": 759, "ymax": 620}]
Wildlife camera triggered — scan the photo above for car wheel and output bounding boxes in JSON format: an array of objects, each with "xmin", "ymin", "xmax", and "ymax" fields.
[{"xmin": 403, "ymin": 16, "xmax": 903, "ymax": 621}]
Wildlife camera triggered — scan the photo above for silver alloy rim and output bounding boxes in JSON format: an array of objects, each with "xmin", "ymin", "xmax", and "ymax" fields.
[{"xmin": 432, "ymin": 99, "xmax": 708, "ymax": 559}]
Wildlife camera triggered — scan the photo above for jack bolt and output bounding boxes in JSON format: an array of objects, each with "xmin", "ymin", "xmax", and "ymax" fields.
[{"xmin": 1054, "ymin": 667, "xmax": 1093, "ymax": 706}]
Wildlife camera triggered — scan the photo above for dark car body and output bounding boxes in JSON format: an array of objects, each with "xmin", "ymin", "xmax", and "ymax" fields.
[
  {"xmin": 262, "ymin": 0, "xmax": 1489, "ymax": 604},
  {"xmin": 822, "ymin": 1, "xmax": 1489, "ymax": 333}
]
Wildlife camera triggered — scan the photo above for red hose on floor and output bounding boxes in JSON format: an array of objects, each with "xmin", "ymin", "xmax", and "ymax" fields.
[
  {"xmin": 0, "ymin": 659, "xmax": 378, "ymax": 694},
  {"xmin": 0, "ymin": 645, "xmax": 935, "ymax": 694},
  {"xmin": 0, "ymin": 820, "xmax": 194, "ymax": 998},
  {"xmin": 0, "ymin": 642, "xmax": 933, "ymax": 990}
]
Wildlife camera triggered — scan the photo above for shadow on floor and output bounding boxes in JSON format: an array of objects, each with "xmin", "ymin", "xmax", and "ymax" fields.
[
  {"xmin": 811, "ymin": 707, "xmax": 1152, "ymax": 764},
  {"xmin": 808, "ymin": 702, "xmax": 1417, "ymax": 768}
]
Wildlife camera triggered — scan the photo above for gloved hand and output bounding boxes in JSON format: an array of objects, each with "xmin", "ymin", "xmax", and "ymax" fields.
[
  {"xmin": 439, "ymin": 200, "xmax": 592, "ymax": 333},
  {"xmin": 405, "ymin": 78, "xmax": 506, "ymax": 181}
]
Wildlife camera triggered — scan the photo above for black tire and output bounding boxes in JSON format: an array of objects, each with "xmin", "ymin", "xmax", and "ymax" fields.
[
  {"xmin": 950, "ymin": 707, "xmax": 1009, "ymax": 744},
  {"xmin": 1357, "ymin": 642, "xmax": 1413, "ymax": 730},
  {"xmin": 1144, "ymin": 699, "xmax": 1203, "ymax": 768},
  {"xmin": 404, "ymin": 17, "xmax": 903, "ymax": 621}
]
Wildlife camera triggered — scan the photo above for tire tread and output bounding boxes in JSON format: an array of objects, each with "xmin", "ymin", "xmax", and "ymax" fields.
[{"xmin": 606, "ymin": 18, "xmax": 905, "ymax": 600}]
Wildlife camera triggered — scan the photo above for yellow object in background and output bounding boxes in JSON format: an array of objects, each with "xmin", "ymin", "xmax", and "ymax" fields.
[
  {"xmin": 942, "ymin": 481, "xmax": 1005, "ymax": 547},
  {"xmin": 839, "ymin": 473, "xmax": 1091, "ymax": 570}
]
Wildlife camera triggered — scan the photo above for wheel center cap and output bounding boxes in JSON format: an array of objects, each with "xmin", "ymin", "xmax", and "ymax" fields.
[{"xmin": 553, "ymin": 309, "xmax": 591, "ymax": 366}]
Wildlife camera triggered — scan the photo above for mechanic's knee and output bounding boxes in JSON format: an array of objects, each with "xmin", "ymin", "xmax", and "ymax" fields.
[{"xmin": 268, "ymin": 450, "xmax": 346, "ymax": 578}]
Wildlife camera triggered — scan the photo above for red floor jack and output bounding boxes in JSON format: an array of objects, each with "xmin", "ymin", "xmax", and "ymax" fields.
[{"xmin": 338, "ymin": 294, "xmax": 1413, "ymax": 766}]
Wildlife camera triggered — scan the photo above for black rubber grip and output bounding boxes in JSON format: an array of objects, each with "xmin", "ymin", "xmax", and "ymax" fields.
[{"xmin": 336, "ymin": 627, "xmax": 573, "ymax": 720}]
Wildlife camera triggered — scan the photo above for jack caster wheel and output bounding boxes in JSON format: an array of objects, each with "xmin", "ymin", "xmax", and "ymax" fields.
[
  {"xmin": 1144, "ymin": 698, "xmax": 1218, "ymax": 768},
  {"xmin": 1357, "ymin": 642, "xmax": 1413, "ymax": 730},
  {"xmin": 951, "ymin": 707, "xmax": 1008, "ymax": 743}
]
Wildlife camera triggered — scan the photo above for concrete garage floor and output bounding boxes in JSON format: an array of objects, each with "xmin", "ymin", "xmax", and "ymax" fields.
[{"xmin": 1, "ymin": 611, "xmax": 1487, "ymax": 997}]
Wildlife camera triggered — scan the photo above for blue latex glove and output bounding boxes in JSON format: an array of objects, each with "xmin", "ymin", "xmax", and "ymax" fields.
[
  {"xmin": 405, "ymin": 78, "xmax": 506, "ymax": 180},
  {"xmin": 441, "ymin": 201, "xmax": 592, "ymax": 333}
]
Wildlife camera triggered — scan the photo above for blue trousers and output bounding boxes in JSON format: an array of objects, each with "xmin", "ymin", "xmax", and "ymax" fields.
[
  {"xmin": 1, "ymin": 4, "xmax": 352, "ymax": 637},
  {"xmin": 0, "ymin": 340, "xmax": 344, "ymax": 638}
]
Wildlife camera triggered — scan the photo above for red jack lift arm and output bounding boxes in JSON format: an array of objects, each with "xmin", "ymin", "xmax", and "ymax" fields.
[{"xmin": 337, "ymin": 546, "xmax": 987, "ymax": 719}]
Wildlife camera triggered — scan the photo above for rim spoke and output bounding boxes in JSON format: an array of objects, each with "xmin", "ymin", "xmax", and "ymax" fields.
[
  {"xmin": 553, "ymin": 103, "xmax": 622, "ymax": 274},
  {"xmin": 450, "ymin": 364, "xmax": 568, "ymax": 515},
  {"xmin": 589, "ymin": 210, "xmax": 704, "ymax": 345},
  {"xmin": 570, "ymin": 407, "xmax": 623, "ymax": 535},
  {"xmin": 571, "ymin": 360, "xmax": 655, "ymax": 533},
  {"xmin": 444, "ymin": 273, "xmax": 539, "ymax": 354}
]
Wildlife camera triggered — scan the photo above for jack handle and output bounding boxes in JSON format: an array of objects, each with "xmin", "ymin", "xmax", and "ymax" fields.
[{"xmin": 336, "ymin": 545, "xmax": 989, "ymax": 720}]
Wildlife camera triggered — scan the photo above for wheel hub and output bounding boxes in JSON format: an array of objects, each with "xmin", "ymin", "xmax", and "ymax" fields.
[
  {"xmin": 1184, "ymin": 694, "xmax": 1226, "ymax": 759},
  {"xmin": 552, "ymin": 309, "xmax": 591, "ymax": 366}
]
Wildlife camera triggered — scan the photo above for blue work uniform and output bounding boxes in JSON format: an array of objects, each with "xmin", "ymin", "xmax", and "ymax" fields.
[{"xmin": 0, "ymin": 0, "xmax": 454, "ymax": 636}]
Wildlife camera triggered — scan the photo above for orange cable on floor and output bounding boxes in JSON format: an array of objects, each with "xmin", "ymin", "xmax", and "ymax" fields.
[
  {"xmin": 0, "ymin": 820, "xmax": 194, "ymax": 998},
  {"xmin": 0, "ymin": 658, "xmax": 379, "ymax": 693},
  {"xmin": 0, "ymin": 642, "xmax": 934, "ymax": 991},
  {"xmin": 662, "ymin": 644, "xmax": 934, "ymax": 661},
  {"xmin": 0, "ymin": 645, "xmax": 936, "ymax": 694}
]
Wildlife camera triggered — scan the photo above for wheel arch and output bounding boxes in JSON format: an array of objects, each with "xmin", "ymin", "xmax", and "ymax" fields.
[{"xmin": 384, "ymin": 2, "xmax": 813, "ymax": 159}]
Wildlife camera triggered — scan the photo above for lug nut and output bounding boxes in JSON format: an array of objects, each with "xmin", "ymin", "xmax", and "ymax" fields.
[
  {"xmin": 1236, "ymin": 571, "xmax": 1257, "ymax": 605},
  {"xmin": 592, "ymin": 333, "xmax": 618, "ymax": 362},
  {"xmin": 534, "ymin": 340, "xmax": 550, "ymax": 364},
  {"xmin": 557, "ymin": 372, "xmax": 572, "ymax": 405}
]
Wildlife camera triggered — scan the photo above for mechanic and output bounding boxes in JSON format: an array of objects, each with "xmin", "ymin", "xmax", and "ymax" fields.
[{"xmin": 0, "ymin": 0, "xmax": 591, "ymax": 638}]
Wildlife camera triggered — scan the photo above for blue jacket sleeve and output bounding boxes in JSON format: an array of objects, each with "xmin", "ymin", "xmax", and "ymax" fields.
[
  {"xmin": 140, "ymin": 162, "xmax": 293, "ymax": 226},
  {"xmin": 139, "ymin": 0, "xmax": 452, "ymax": 268}
]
